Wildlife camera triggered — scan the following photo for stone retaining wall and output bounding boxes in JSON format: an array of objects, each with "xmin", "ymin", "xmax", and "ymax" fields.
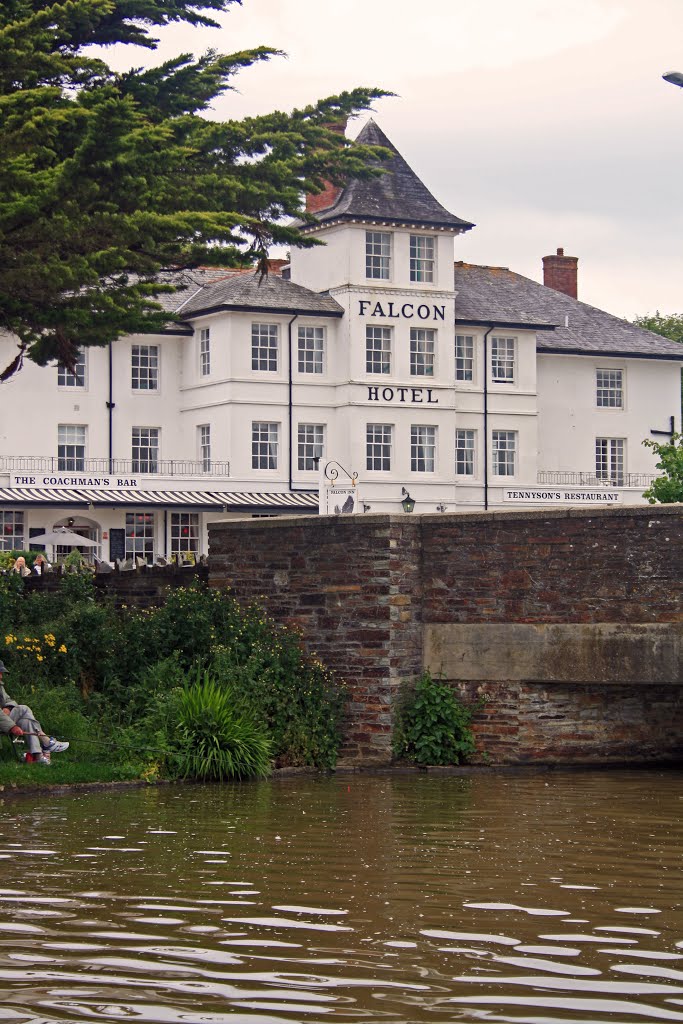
[{"xmin": 209, "ymin": 505, "xmax": 683, "ymax": 766}]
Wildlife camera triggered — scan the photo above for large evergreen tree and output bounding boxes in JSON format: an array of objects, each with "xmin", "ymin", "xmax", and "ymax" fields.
[{"xmin": 0, "ymin": 0, "xmax": 388, "ymax": 377}]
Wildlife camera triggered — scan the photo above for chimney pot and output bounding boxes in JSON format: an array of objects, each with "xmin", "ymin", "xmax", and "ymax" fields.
[{"xmin": 543, "ymin": 247, "xmax": 578, "ymax": 299}]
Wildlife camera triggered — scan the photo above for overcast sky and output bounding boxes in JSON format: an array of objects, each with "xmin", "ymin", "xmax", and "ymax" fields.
[{"xmin": 112, "ymin": 0, "xmax": 683, "ymax": 320}]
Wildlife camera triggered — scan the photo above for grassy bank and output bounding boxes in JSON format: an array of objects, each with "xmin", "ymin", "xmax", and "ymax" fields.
[{"xmin": 1, "ymin": 572, "xmax": 346, "ymax": 786}]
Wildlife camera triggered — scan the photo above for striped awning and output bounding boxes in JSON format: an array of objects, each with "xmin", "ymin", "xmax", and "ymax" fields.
[{"xmin": 0, "ymin": 487, "xmax": 319, "ymax": 512}]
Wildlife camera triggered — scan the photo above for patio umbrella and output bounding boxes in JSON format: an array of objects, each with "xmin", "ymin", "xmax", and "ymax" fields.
[{"xmin": 28, "ymin": 528, "xmax": 98, "ymax": 547}]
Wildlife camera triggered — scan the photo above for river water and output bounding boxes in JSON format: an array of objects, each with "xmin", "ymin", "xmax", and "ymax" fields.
[{"xmin": 0, "ymin": 770, "xmax": 681, "ymax": 1024}]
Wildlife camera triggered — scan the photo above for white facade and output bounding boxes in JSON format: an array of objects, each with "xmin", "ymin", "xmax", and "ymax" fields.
[{"xmin": 1, "ymin": 121, "xmax": 681, "ymax": 562}]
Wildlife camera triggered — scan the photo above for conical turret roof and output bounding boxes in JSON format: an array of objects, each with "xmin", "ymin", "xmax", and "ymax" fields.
[{"xmin": 303, "ymin": 120, "xmax": 474, "ymax": 233}]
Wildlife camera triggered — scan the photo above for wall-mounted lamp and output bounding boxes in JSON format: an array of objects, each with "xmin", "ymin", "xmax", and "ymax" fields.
[
  {"xmin": 401, "ymin": 488, "xmax": 415, "ymax": 513},
  {"xmin": 436, "ymin": 503, "xmax": 447, "ymax": 513}
]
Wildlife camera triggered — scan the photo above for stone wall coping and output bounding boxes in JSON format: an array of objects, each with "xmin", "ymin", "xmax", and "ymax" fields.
[{"xmin": 209, "ymin": 503, "xmax": 683, "ymax": 533}]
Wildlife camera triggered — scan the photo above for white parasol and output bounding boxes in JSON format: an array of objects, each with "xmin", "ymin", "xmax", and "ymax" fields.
[{"xmin": 29, "ymin": 527, "xmax": 98, "ymax": 547}]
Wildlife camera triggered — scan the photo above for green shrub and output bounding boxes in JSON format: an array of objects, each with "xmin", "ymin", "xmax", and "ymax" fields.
[
  {"xmin": 210, "ymin": 631, "xmax": 346, "ymax": 770},
  {"xmin": 1, "ymin": 577, "xmax": 346, "ymax": 778},
  {"xmin": 173, "ymin": 670, "xmax": 272, "ymax": 781},
  {"xmin": 394, "ymin": 672, "xmax": 480, "ymax": 766}
]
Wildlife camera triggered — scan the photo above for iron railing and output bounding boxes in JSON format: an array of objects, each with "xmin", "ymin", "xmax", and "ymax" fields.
[
  {"xmin": 537, "ymin": 471, "xmax": 657, "ymax": 488},
  {"xmin": 0, "ymin": 456, "xmax": 230, "ymax": 478}
]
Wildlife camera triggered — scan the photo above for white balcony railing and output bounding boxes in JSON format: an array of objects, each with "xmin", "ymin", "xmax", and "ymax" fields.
[
  {"xmin": 537, "ymin": 471, "xmax": 657, "ymax": 488},
  {"xmin": 0, "ymin": 456, "xmax": 230, "ymax": 478}
]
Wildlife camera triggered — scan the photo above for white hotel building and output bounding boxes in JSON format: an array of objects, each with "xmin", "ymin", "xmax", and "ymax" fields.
[{"xmin": 1, "ymin": 121, "xmax": 681, "ymax": 562}]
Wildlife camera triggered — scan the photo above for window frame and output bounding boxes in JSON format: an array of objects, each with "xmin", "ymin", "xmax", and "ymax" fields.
[
  {"xmin": 491, "ymin": 337, "xmax": 516, "ymax": 384},
  {"xmin": 131, "ymin": 343, "xmax": 160, "ymax": 392},
  {"xmin": 455, "ymin": 334, "xmax": 474, "ymax": 382},
  {"xmin": 366, "ymin": 423, "xmax": 393, "ymax": 472},
  {"xmin": 57, "ymin": 423, "xmax": 86, "ymax": 471},
  {"xmin": 596, "ymin": 368, "xmax": 624, "ymax": 409},
  {"xmin": 366, "ymin": 326, "xmax": 393, "ymax": 375},
  {"xmin": 252, "ymin": 421, "xmax": 279, "ymax": 470},
  {"xmin": 251, "ymin": 323, "xmax": 279, "ymax": 372},
  {"xmin": 365, "ymin": 230, "xmax": 392, "ymax": 280},
  {"xmin": 595, "ymin": 436, "xmax": 625, "ymax": 485},
  {"xmin": 58, "ymin": 349, "xmax": 87, "ymax": 389},
  {"xmin": 131, "ymin": 426, "xmax": 160, "ymax": 474},
  {"xmin": 125, "ymin": 511, "xmax": 155, "ymax": 562},
  {"xmin": 409, "ymin": 234, "xmax": 435, "ymax": 283},
  {"xmin": 199, "ymin": 424, "xmax": 211, "ymax": 473},
  {"xmin": 0, "ymin": 510, "xmax": 24, "ymax": 551},
  {"xmin": 410, "ymin": 328, "xmax": 436, "ymax": 377},
  {"xmin": 491, "ymin": 429, "xmax": 517, "ymax": 477},
  {"xmin": 297, "ymin": 325, "xmax": 325, "ymax": 375},
  {"xmin": 199, "ymin": 327, "xmax": 211, "ymax": 377},
  {"xmin": 297, "ymin": 423, "xmax": 325, "ymax": 471},
  {"xmin": 411, "ymin": 424, "xmax": 437, "ymax": 473},
  {"xmin": 171, "ymin": 512, "xmax": 199, "ymax": 557},
  {"xmin": 455, "ymin": 428, "xmax": 476, "ymax": 476}
]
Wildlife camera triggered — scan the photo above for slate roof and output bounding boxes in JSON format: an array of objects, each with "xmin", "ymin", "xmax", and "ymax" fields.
[
  {"xmin": 300, "ymin": 120, "xmax": 475, "ymax": 233},
  {"xmin": 149, "ymin": 268, "xmax": 242, "ymax": 321},
  {"xmin": 178, "ymin": 271, "xmax": 343, "ymax": 318},
  {"xmin": 454, "ymin": 262, "xmax": 683, "ymax": 360}
]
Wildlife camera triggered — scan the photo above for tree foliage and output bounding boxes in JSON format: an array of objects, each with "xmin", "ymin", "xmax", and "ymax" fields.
[
  {"xmin": 633, "ymin": 312, "xmax": 683, "ymax": 344},
  {"xmin": 642, "ymin": 432, "xmax": 683, "ymax": 504},
  {"xmin": 0, "ymin": 0, "xmax": 389, "ymax": 375}
]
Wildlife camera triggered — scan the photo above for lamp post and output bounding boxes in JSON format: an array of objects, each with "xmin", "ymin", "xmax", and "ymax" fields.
[{"xmin": 663, "ymin": 71, "xmax": 683, "ymax": 88}]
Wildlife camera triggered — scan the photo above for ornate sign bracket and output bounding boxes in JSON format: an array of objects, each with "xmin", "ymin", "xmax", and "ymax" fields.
[{"xmin": 323, "ymin": 460, "xmax": 358, "ymax": 488}]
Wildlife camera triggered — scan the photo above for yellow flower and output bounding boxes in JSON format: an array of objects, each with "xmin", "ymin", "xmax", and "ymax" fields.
[
  {"xmin": 58, "ymin": 644, "xmax": 67, "ymax": 654},
  {"xmin": 36, "ymin": 655, "xmax": 44, "ymax": 662}
]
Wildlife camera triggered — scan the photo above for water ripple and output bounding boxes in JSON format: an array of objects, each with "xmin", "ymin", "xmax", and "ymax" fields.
[{"xmin": 0, "ymin": 771, "xmax": 681, "ymax": 1023}]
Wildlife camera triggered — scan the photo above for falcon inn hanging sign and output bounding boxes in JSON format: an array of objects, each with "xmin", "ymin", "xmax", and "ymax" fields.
[{"xmin": 318, "ymin": 461, "xmax": 361, "ymax": 516}]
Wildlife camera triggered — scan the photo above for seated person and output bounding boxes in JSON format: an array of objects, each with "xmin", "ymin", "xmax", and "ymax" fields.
[
  {"xmin": 33, "ymin": 554, "xmax": 51, "ymax": 575},
  {"xmin": 0, "ymin": 660, "xmax": 69, "ymax": 765},
  {"xmin": 11, "ymin": 556, "xmax": 31, "ymax": 577}
]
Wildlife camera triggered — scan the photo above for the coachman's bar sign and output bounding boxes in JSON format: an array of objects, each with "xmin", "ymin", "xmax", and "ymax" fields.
[{"xmin": 11, "ymin": 474, "xmax": 140, "ymax": 489}]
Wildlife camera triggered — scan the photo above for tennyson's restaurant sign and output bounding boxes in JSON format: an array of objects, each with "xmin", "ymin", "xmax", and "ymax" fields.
[{"xmin": 504, "ymin": 489, "xmax": 622, "ymax": 504}]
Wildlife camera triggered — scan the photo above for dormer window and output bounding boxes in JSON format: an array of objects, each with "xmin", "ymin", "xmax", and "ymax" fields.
[
  {"xmin": 410, "ymin": 235, "xmax": 435, "ymax": 283},
  {"xmin": 366, "ymin": 231, "xmax": 391, "ymax": 279}
]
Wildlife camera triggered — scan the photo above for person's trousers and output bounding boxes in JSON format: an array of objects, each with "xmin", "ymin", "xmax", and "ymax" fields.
[{"xmin": 8, "ymin": 705, "xmax": 44, "ymax": 754}]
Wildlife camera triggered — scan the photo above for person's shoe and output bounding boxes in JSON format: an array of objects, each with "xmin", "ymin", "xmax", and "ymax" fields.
[
  {"xmin": 44, "ymin": 738, "xmax": 69, "ymax": 754},
  {"xmin": 32, "ymin": 753, "xmax": 51, "ymax": 765}
]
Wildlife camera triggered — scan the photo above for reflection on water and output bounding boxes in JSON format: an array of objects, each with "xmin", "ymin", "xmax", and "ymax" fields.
[{"xmin": 0, "ymin": 771, "xmax": 681, "ymax": 1023}]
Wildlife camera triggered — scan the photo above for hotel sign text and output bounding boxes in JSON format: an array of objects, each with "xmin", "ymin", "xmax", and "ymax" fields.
[
  {"xmin": 367, "ymin": 386, "xmax": 438, "ymax": 404},
  {"xmin": 358, "ymin": 299, "xmax": 446, "ymax": 321}
]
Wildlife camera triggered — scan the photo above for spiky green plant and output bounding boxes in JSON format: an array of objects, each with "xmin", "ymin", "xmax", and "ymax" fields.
[{"xmin": 175, "ymin": 672, "xmax": 272, "ymax": 781}]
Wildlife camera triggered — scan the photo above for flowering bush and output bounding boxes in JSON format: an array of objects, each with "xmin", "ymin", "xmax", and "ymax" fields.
[
  {"xmin": 3, "ymin": 630, "xmax": 68, "ymax": 681},
  {"xmin": 0, "ymin": 574, "xmax": 346, "ymax": 774}
]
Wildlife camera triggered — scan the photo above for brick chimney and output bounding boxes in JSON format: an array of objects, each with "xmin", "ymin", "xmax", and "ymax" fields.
[
  {"xmin": 306, "ymin": 180, "xmax": 344, "ymax": 214},
  {"xmin": 542, "ymin": 247, "xmax": 578, "ymax": 299},
  {"xmin": 305, "ymin": 120, "xmax": 347, "ymax": 215}
]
